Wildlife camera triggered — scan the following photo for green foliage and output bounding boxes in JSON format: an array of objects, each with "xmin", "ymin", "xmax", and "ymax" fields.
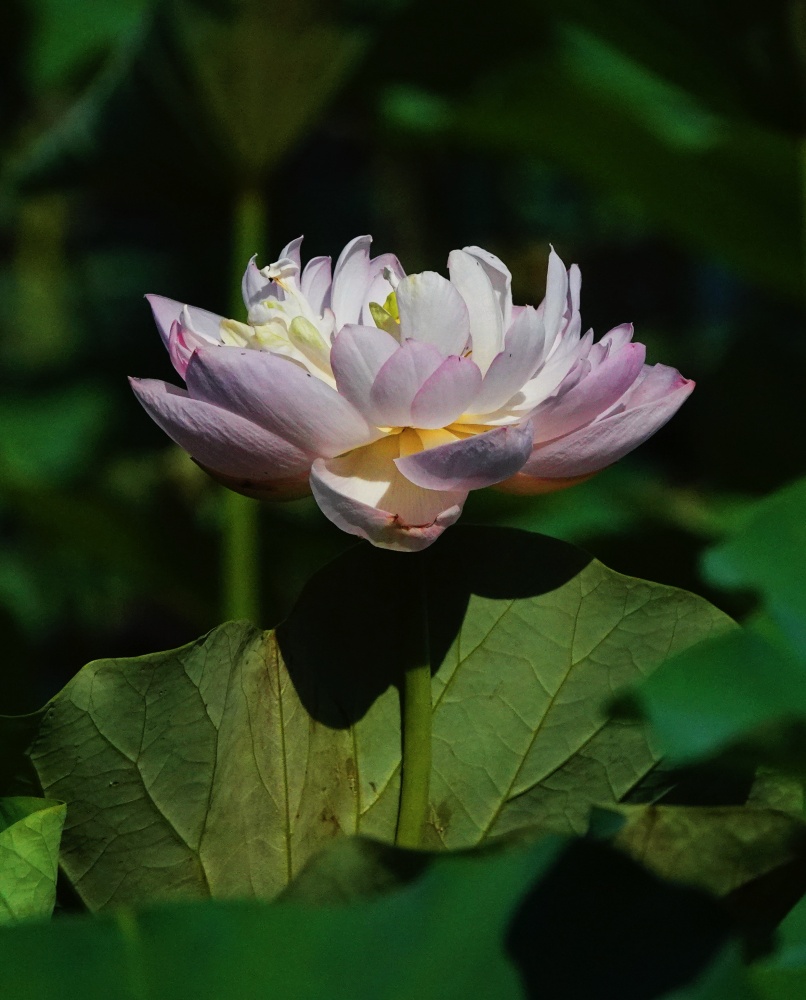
[
  {"xmin": 1, "ymin": 528, "xmax": 730, "ymax": 910},
  {"xmin": 0, "ymin": 834, "xmax": 747, "ymax": 999},
  {"xmin": 703, "ymin": 478, "xmax": 806, "ymax": 660},
  {"xmin": 614, "ymin": 631, "xmax": 806, "ymax": 767},
  {"xmin": 616, "ymin": 478, "xmax": 806, "ymax": 770},
  {"xmin": 752, "ymin": 894, "xmax": 806, "ymax": 998},
  {"xmin": 0, "ymin": 797, "xmax": 65, "ymax": 924},
  {"xmin": 0, "ymin": 836, "xmax": 562, "ymax": 1000},
  {"xmin": 23, "ymin": 0, "xmax": 150, "ymax": 88}
]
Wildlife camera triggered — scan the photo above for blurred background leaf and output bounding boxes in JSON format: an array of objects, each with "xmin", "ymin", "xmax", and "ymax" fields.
[{"xmin": 0, "ymin": 836, "xmax": 747, "ymax": 999}]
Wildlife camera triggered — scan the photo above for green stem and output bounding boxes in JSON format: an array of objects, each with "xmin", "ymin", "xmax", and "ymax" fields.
[
  {"xmin": 222, "ymin": 490, "xmax": 260, "ymax": 622},
  {"xmin": 221, "ymin": 187, "xmax": 265, "ymax": 622},
  {"xmin": 395, "ymin": 563, "xmax": 432, "ymax": 848}
]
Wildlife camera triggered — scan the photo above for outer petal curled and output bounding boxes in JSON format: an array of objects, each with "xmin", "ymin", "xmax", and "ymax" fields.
[
  {"xmin": 185, "ymin": 348, "xmax": 381, "ymax": 458},
  {"xmin": 520, "ymin": 369, "xmax": 694, "ymax": 478},
  {"xmin": 310, "ymin": 436, "xmax": 465, "ymax": 552},
  {"xmin": 130, "ymin": 377, "xmax": 313, "ymax": 496},
  {"xmin": 395, "ymin": 421, "xmax": 534, "ymax": 491}
]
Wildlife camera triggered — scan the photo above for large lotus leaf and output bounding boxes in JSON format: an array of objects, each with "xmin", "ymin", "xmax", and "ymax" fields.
[
  {"xmin": 0, "ymin": 797, "xmax": 66, "ymax": 924},
  {"xmin": 0, "ymin": 836, "xmax": 738, "ymax": 1000},
  {"xmin": 15, "ymin": 528, "xmax": 731, "ymax": 909}
]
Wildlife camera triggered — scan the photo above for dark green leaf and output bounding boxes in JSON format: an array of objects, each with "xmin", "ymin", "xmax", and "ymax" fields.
[
  {"xmin": 703, "ymin": 478, "xmax": 806, "ymax": 660},
  {"xmin": 0, "ymin": 797, "xmax": 65, "ymax": 924},
  {"xmin": 0, "ymin": 384, "xmax": 113, "ymax": 487},
  {"xmin": 614, "ymin": 630, "xmax": 806, "ymax": 768}
]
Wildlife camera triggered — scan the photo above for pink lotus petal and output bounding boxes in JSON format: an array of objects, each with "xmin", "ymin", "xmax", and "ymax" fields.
[
  {"xmin": 331, "ymin": 235, "xmax": 372, "ymax": 326},
  {"xmin": 599, "ymin": 322, "xmax": 633, "ymax": 353},
  {"xmin": 167, "ymin": 320, "xmax": 210, "ymax": 378},
  {"xmin": 241, "ymin": 257, "xmax": 266, "ymax": 311},
  {"xmin": 543, "ymin": 248, "xmax": 569, "ymax": 339},
  {"xmin": 396, "ymin": 271, "xmax": 471, "ymax": 356},
  {"xmin": 448, "ymin": 249, "xmax": 503, "ymax": 374},
  {"xmin": 396, "ymin": 421, "xmax": 534, "ymax": 491},
  {"xmin": 330, "ymin": 324, "xmax": 399, "ymax": 421},
  {"xmin": 568, "ymin": 263, "xmax": 581, "ymax": 314},
  {"xmin": 617, "ymin": 363, "xmax": 689, "ymax": 408},
  {"xmin": 146, "ymin": 294, "xmax": 183, "ymax": 347},
  {"xmin": 309, "ymin": 437, "xmax": 465, "ymax": 552},
  {"xmin": 369, "ymin": 339, "xmax": 446, "ymax": 427},
  {"xmin": 521, "ymin": 374, "xmax": 695, "ymax": 478},
  {"xmin": 463, "ymin": 245, "xmax": 513, "ymax": 332},
  {"xmin": 185, "ymin": 348, "xmax": 380, "ymax": 458},
  {"xmin": 469, "ymin": 306, "xmax": 545, "ymax": 416},
  {"xmin": 410, "ymin": 355, "xmax": 482, "ymax": 429},
  {"xmin": 300, "ymin": 255, "xmax": 333, "ymax": 316},
  {"xmin": 495, "ymin": 470, "xmax": 597, "ymax": 495},
  {"xmin": 184, "ymin": 303, "xmax": 226, "ymax": 340},
  {"xmin": 533, "ymin": 342, "xmax": 647, "ymax": 443},
  {"xmin": 130, "ymin": 377, "xmax": 313, "ymax": 481},
  {"xmin": 148, "ymin": 296, "xmax": 222, "ymax": 376},
  {"xmin": 279, "ymin": 236, "xmax": 304, "ymax": 270}
]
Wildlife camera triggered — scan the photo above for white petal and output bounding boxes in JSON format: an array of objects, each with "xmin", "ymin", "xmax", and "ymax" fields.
[
  {"xmin": 467, "ymin": 306, "xmax": 545, "ymax": 416},
  {"xmin": 300, "ymin": 256, "xmax": 333, "ymax": 316},
  {"xmin": 396, "ymin": 271, "xmax": 470, "ymax": 356},
  {"xmin": 543, "ymin": 248, "xmax": 569, "ymax": 339},
  {"xmin": 463, "ymin": 245, "xmax": 513, "ymax": 332},
  {"xmin": 448, "ymin": 249, "xmax": 503, "ymax": 374},
  {"xmin": 331, "ymin": 235, "xmax": 372, "ymax": 326}
]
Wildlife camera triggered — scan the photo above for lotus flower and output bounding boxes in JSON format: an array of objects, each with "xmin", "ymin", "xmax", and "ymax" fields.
[{"xmin": 131, "ymin": 235, "xmax": 693, "ymax": 552}]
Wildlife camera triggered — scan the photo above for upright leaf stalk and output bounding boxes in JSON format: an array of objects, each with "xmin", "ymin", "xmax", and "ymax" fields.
[
  {"xmin": 222, "ymin": 187, "xmax": 264, "ymax": 623},
  {"xmin": 395, "ymin": 558, "xmax": 433, "ymax": 848}
]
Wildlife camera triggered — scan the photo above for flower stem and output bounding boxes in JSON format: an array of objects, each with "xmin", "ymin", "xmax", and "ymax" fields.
[
  {"xmin": 221, "ymin": 186, "xmax": 265, "ymax": 622},
  {"xmin": 222, "ymin": 489, "xmax": 260, "ymax": 622},
  {"xmin": 395, "ymin": 560, "xmax": 432, "ymax": 849}
]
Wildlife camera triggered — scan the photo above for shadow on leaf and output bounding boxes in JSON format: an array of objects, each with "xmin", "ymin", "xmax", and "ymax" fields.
[{"xmin": 276, "ymin": 526, "xmax": 593, "ymax": 729}]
